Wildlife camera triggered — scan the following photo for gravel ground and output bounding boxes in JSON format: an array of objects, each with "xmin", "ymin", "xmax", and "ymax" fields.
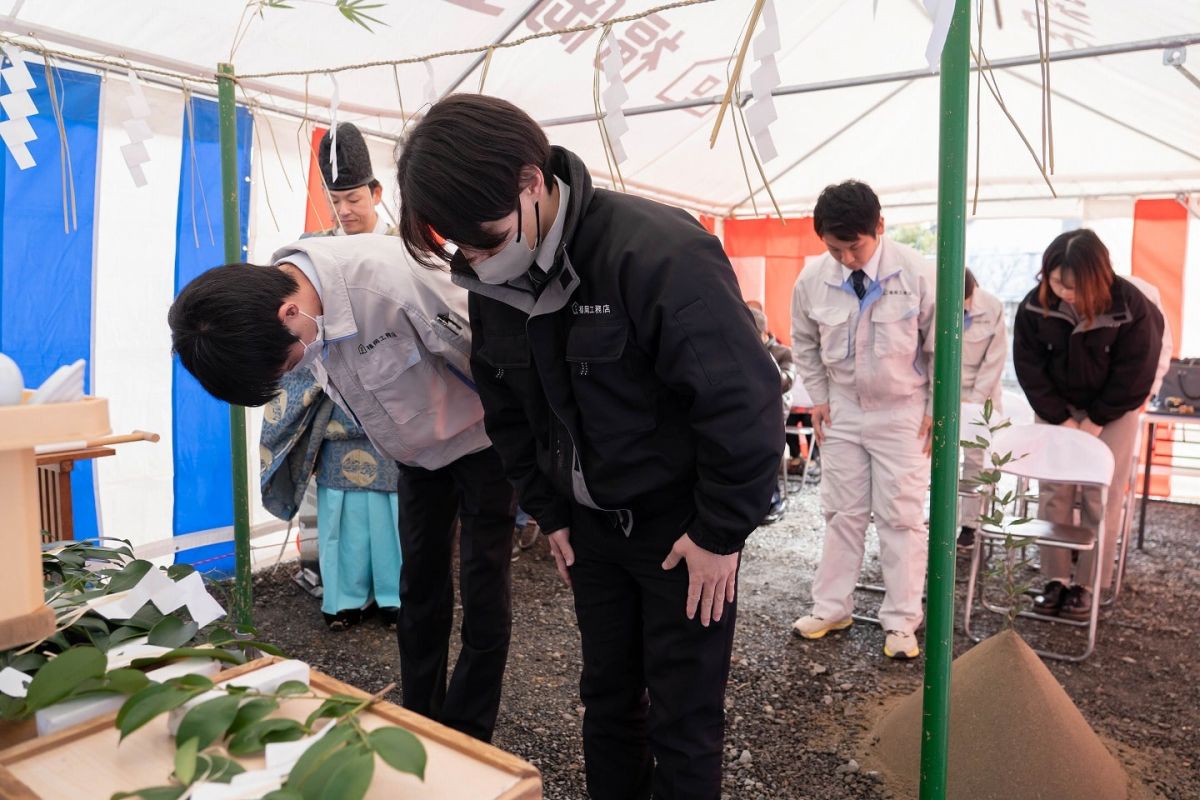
[{"xmin": 249, "ymin": 492, "xmax": 1199, "ymax": 799}]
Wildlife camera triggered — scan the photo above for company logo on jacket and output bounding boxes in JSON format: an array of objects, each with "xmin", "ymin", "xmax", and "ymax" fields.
[
  {"xmin": 357, "ymin": 331, "xmax": 399, "ymax": 354},
  {"xmin": 571, "ymin": 302, "xmax": 612, "ymax": 315}
]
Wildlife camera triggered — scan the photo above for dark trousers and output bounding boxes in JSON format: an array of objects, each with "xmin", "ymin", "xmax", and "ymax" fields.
[
  {"xmin": 395, "ymin": 446, "xmax": 515, "ymax": 742},
  {"xmin": 570, "ymin": 504, "xmax": 738, "ymax": 800},
  {"xmin": 786, "ymin": 411, "xmax": 813, "ymax": 459}
]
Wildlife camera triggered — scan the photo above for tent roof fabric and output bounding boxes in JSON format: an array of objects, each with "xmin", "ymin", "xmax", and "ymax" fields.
[{"xmin": 1, "ymin": 0, "xmax": 1198, "ymax": 218}]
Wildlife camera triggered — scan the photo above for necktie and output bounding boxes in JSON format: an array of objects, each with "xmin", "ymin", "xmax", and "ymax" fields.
[{"xmin": 851, "ymin": 269, "xmax": 867, "ymax": 300}]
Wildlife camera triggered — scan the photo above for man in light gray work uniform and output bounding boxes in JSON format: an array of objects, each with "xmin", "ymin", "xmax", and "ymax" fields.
[
  {"xmin": 169, "ymin": 235, "xmax": 515, "ymax": 741},
  {"xmin": 790, "ymin": 180, "xmax": 935, "ymax": 660}
]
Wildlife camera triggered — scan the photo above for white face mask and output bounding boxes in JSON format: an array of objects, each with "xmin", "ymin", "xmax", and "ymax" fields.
[
  {"xmin": 289, "ymin": 310, "xmax": 325, "ymax": 372},
  {"xmin": 471, "ymin": 198, "xmax": 541, "ymax": 285}
]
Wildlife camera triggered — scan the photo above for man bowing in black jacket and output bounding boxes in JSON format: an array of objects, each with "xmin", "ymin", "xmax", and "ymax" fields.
[{"xmin": 395, "ymin": 94, "xmax": 782, "ymax": 800}]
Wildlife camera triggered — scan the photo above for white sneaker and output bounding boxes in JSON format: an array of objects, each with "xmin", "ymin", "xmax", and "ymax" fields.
[
  {"xmin": 883, "ymin": 630, "xmax": 920, "ymax": 659},
  {"xmin": 791, "ymin": 615, "xmax": 853, "ymax": 640}
]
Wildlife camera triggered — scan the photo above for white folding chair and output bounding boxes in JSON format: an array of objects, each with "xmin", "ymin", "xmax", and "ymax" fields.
[{"xmin": 963, "ymin": 424, "xmax": 1115, "ymax": 661}]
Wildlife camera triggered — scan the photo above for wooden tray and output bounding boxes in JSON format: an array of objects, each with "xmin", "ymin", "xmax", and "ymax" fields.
[{"xmin": 0, "ymin": 657, "xmax": 541, "ymax": 799}]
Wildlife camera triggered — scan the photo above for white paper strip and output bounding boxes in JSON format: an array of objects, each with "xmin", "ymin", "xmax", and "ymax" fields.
[
  {"xmin": 1, "ymin": 90, "xmax": 36, "ymax": 119},
  {"xmin": 0, "ymin": 46, "xmax": 35, "ymax": 91},
  {"xmin": 924, "ymin": 0, "xmax": 955, "ymax": 70},
  {"xmin": 1, "ymin": 45, "xmax": 39, "ymax": 170},
  {"xmin": 156, "ymin": 570, "xmax": 226, "ymax": 627},
  {"xmin": 192, "ymin": 773, "xmax": 284, "ymax": 800},
  {"xmin": 120, "ymin": 71, "xmax": 153, "ymax": 187},
  {"xmin": 743, "ymin": 0, "xmax": 782, "ymax": 164},
  {"xmin": 754, "ymin": 131, "xmax": 778, "ymax": 163},
  {"xmin": 601, "ymin": 41, "xmax": 629, "ymax": 166},
  {"xmin": 0, "ymin": 667, "xmax": 31, "ymax": 698},
  {"xmin": 422, "ymin": 61, "xmax": 437, "ymax": 105},
  {"xmin": 327, "ymin": 74, "xmax": 340, "ymax": 182},
  {"xmin": 264, "ymin": 720, "xmax": 336, "ymax": 771},
  {"xmin": 744, "ymin": 97, "xmax": 778, "ymax": 135},
  {"xmin": 88, "ymin": 565, "xmax": 226, "ymax": 626}
]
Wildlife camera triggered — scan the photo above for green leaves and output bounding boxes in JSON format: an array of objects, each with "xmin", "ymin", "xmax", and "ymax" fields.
[
  {"xmin": 335, "ymin": 0, "xmax": 387, "ymax": 31},
  {"xmin": 227, "ymin": 718, "xmax": 306, "ymax": 756},
  {"xmin": 116, "ymin": 683, "xmax": 207, "ymax": 741},
  {"xmin": 105, "ymin": 668, "xmax": 152, "ymax": 696},
  {"xmin": 275, "ymin": 680, "xmax": 310, "ymax": 697},
  {"xmin": 303, "ymin": 695, "xmax": 360, "ymax": 729},
  {"xmin": 368, "ymin": 726, "xmax": 426, "ymax": 779},
  {"xmin": 24, "ymin": 647, "xmax": 106, "ymax": 711},
  {"xmin": 194, "ymin": 753, "xmax": 244, "ymax": 783},
  {"xmin": 173, "ymin": 737, "xmax": 199, "ymax": 785},
  {"xmin": 176, "ymin": 694, "xmax": 242, "ymax": 750},
  {"xmin": 147, "ymin": 616, "xmax": 200, "ymax": 649},
  {"xmin": 110, "ymin": 786, "xmax": 184, "ymax": 800},
  {"xmin": 286, "ymin": 723, "xmax": 357, "ymax": 793},
  {"xmin": 326, "ymin": 745, "xmax": 375, "ymax": 800},
  {"xmin": 228, "ymin": 697, "xmax": 278, "ymax": 735},
  {"xmin": 105, "ymin": 560, "xmax": 154, "ymax": 594},
  {"xmin": 130, "ymin": 647, "xmax": 245, "ymax": 671}
]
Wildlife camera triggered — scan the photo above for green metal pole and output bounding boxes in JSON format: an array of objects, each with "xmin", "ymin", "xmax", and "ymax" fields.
[
  {"xmin": 919, "ymin": 2, "xmax": 971, "ymax": 798},
  {"xmin": 217, "ymin": 62, "xmax": 253, "ymax": 628}
]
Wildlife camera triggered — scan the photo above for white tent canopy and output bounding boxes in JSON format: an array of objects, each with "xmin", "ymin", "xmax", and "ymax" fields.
[
  {"xmin": 3, "ymin": 0, "xmax": 1198, "ymax": 218},
  {"xmin": 1, "ymin": 0, "xmax": 1197, "ymax": 556}
]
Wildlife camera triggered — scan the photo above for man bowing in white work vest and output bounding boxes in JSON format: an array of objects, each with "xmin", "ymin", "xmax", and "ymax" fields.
[{"xmin": 790, "ymin": 180, "xmax": 935, "ymax": 660}]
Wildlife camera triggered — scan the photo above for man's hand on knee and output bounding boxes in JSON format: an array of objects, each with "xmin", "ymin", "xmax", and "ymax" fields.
[{"xmin": 662, "ymin": 533, "xmax": 739, "ymax": 627}]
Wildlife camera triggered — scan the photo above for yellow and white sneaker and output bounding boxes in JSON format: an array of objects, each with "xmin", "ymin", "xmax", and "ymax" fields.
[
  {"xmin": 883, "ymin": 630, "xmax": 920, "ymax": 659},
  {"xmin": 791, "ymin": 615, "xmax": 853, "ymax": 640}
]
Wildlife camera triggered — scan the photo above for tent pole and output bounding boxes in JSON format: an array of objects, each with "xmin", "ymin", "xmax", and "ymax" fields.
[
  {"xmin": 920, "ymin": 1, "xmax": 970, "ymax": 797},
  {"xmin": 538, "ymin": 33, "xmax": 1200, "ymax": 127},
  {"xmin": 217, "ymin": 62, "xmax": 254, "ymax": 628}
]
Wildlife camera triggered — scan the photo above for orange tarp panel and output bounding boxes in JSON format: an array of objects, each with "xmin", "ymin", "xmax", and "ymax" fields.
[
  {"xmin": 1132, "ymin": 198, "xmax": 1188, "ymax": 497},
  {"xmin": 303, "ymin": 126, "xmax": 334, "ymax": 234},
  {"xmin": 722, "ymin": 217, "xmax": 825, "ymax": 346}
]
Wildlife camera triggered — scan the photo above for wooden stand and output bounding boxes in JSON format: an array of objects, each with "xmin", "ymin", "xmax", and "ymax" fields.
[
  {"xmin": 0, "ymin": 657, "xmax": 542, "ymax": 799},
  {"xmin": 36, "ymin": 447, "xmax": 116, "ymax": 543},
  {"xmin": 0, "ymin": 393, "xmax": 110, "ymax": 651}
]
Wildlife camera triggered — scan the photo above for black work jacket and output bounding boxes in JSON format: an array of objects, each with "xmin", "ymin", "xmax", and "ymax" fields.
[
  {"xmin": 1013, "ymin": 276, "xmax": 1164, "ymax": 425},
  {"xmin": 454, "ymin": 147, "xmax": 782, "ymax": 554}
]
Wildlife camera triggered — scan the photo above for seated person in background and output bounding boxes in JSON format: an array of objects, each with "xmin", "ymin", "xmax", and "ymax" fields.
[
  {"xmin": 1013, "ymin": 229, "xmax": 1164, "ymax": 621},
  {"xmin": 751, "ymin": 306, "xmax": 795, "ymax": 524},
  {"xmin": 957, "ymin": 268, "xmax": 1007, "ymax": 550},
  {"xmin": 790, "ymin": 180, "xmax": 935, "ymax": 660}
]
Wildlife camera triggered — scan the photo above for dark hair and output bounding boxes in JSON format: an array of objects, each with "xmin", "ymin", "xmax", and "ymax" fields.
[
  {"xmin": 168, "ymin": 264, "xmax": 299, "ymax": 407},
  {"xmin": 813, "ymin": 180, "xmax": 881, "ymax": 241},
  {"xmin": 396, "ymin": 94, "xmax": 551, "ymax": 267},
  {"xmin": 1038, "ymin": 228, "xmax": 1114, "ymax": 323},
  {"xmin": 367, "ymin": 178, "xmax": 382, "ymax": 194},
  {"xmin": 964, "ymin": 267, "xmax": 977, "ymax": 300}
]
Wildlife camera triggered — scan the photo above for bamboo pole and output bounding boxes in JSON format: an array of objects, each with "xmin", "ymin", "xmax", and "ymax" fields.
[
  {"xmin": 919, "ymin": 1, "xmax": 971, "ymax": 797},
  {"xmin": 217, "ymin": 62, "xmax": 253, "ymax": 628}
]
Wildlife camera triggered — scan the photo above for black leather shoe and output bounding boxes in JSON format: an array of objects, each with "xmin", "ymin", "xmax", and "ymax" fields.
[
  {"xmin": 762, "ymin": 498, "xmax": 786, "ymax": 524},
  {"xmin": 1033, "ymin": 580, "xmax": 1068, "ymax": 615},
  {"xmin": 1059, "ymin": 585, "xmax": 1093, "ymax": 621}
]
